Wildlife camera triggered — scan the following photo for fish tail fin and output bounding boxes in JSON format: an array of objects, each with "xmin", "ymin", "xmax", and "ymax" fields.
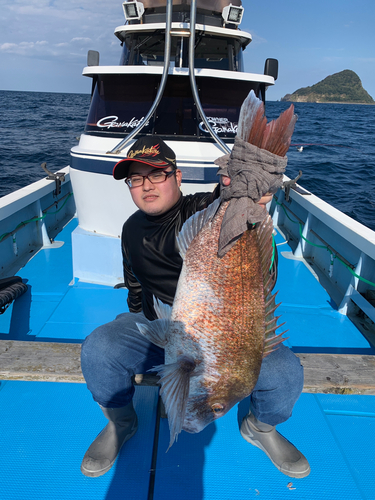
[
  {"xmin": 237, "ymin": 89, "xmax": 297, "ymax": 157},
  {"xmin": 151, "ymin": 355, "xmax": 196, "ymax": 450},
  {"xmin": 247, "ymin": 106, "xmax": 267, "ymax": 147},
  {"xmin": 237, "ymin": 90, "xmax": 264, "ymax": 143},
  {"xmin": 261, "ymin": 104, "xmax": 297, "ymax": 157}
]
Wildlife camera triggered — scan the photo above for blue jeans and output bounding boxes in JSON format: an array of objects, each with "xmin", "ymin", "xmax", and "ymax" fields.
[{"xmin": 81, "ymin": 312, "xmax": 304, "ymax": 427}]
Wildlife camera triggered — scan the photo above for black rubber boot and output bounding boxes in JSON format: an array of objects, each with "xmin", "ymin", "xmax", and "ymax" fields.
[
  {"xmin": 240, "ymin": 412, "xmax": 310, "ymax": 478},
  {"xmin": 81, "ymin": 402, "xmax": 138, "ymax": 477}
]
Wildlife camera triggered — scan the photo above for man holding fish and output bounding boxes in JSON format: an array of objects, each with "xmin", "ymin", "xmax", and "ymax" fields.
[{"xmin": 80, "ymin": 92, "xmax": 310, "ymax": 480}]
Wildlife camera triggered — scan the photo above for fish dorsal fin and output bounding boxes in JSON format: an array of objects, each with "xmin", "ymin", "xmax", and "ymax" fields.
[
  {"xmin": 256, "ymin": 214, "xmax": 274, "ymax": 286},
  {"xmin": 256, "ymin": 215, "xmax": 288, "ymax": 358},
  {"xmin": 176, "ymin": 198, "xmax": 221, "ymax": 259},
  {"xmin": 150, "ymin": 355, "xmax": 196, "ymax": 450}
]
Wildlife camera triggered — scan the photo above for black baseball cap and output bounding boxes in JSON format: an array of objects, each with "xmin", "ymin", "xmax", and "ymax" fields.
[{"xmin": 113, "ymin": 137, "xmax": 177, "ymax": 180}]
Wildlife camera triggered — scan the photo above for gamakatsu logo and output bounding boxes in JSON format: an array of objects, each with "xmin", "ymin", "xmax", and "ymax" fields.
[
  {"xmin": 96, "ymin": 116, "xmax": 146, "ymax": 129},
  {"xmin": 199, "ymin": 117, "xmax": 237, "ymax": 134},
  {"xmin": 128, "ymin": 145, "xmax": 160, "ymax": 158}
]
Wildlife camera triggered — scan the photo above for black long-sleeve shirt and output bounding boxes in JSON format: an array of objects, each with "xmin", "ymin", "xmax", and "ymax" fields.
[{"xmin": 121, "ymin": 187, "xmax": 220, "ymax": 320}]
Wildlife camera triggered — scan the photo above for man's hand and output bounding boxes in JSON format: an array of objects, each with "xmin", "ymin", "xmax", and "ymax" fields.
[
  {"xmin": 220, "ymin": 175, "xmax": 273, "ymax": 210},
  {"xmin": 221, "ymin": 175, "xmax": 231, "ymax": 187}
]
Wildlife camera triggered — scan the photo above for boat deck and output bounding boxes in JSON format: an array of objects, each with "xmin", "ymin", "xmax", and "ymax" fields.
[{"xmin": 0, "ymin": 217, "xmax": 374, "ymax": 500}]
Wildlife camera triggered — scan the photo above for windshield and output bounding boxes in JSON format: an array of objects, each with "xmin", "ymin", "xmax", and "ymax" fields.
[{"xmin": 120, "ymin": 31, "xmax": 243, "ymax": 71}]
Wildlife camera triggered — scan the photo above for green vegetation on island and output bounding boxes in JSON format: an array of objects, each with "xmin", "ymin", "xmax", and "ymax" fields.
[{"xmin": 281, "ymin": 70, "xmax": 374, "ymax": 104}]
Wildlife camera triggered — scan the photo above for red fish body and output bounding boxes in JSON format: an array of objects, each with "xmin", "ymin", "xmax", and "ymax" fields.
[{"xmin": 138, "ymin": 199, "xmax": 283, "ymax": 448}]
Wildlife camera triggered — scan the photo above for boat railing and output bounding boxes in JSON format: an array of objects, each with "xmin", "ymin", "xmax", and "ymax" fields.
[
  {"xmin": 0, "ymin": 166, "xmax": 75, "ymax": 279},
  {"xmin": 271, "ymin": 180, "xmax": 375, "ymax": 324}
]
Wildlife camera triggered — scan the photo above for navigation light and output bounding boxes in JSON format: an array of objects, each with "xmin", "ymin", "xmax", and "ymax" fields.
[
  {"xmin": 123, "ymin": 1, "xmax": 145, "ymax": 21},
  {"xmin": 222, "ymin": 4, "xmax": 244, "ymax": 25}
]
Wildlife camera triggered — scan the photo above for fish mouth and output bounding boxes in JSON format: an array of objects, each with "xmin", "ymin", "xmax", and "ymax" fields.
[
  {"xmin": 183, "ymin": 415, "xmax": 212, "ymax": 434},
  {"xmin": 182, "ymin": 422, "xmax": 204, "ymax": 434}
]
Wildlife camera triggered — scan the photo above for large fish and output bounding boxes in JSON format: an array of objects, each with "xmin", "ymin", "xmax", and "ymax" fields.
[{"xmin": 137, "ymin": 92, "xmax": 297, "ymax": 449}]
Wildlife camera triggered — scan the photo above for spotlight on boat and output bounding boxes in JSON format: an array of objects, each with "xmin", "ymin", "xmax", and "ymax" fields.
[
  {"xmin": 222, "ymin": 4, "xmax": 244, "ymax": 25},
  {"xmin": 122, "ymin": 1, "xmax": 145, "ymax": 21}
]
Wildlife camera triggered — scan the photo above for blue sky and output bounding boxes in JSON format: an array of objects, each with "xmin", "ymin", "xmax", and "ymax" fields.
[{"xmin": 0, "ymin": 0, "xmax": 374, "ymax": 101}]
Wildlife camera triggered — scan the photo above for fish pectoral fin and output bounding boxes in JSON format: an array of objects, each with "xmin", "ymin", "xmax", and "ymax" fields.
[
  {"xmin": 151, "ymin": 355, "xmax": 196, "ymax": 450},
  {"xmin": 153, "ymin": 296, "xmax": 172, "ymax": 320},
  {"xmin": 136, "ymin": 319, "xmax": 170, "ymax": 348}
]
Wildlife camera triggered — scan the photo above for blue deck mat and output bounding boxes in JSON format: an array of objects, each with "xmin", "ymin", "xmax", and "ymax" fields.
[
  {"xmin": 0, "ymin": 383, "xmax": 373, "ymax": 500},
  {"xmin": 153, "ymin": 393, "xmax": 375, "ymax": 500},
  {"xmin": 0, "ymin": 282, "xmax": 129, "ymax": 343},
  {"xmin": 280, "ymin": 305, "xmax": 374, "ymax": 353},
  {"xmin": 272, "ymin": 230, "xmax": 375, "ymax": 353},
  {"xmin": 0, "ymin": 381, "xmax": 159, "ymax": 500},
  {"xmin": 276, "ymin": 252, "xmax": 333, "ymax": 308},
  {"xmin": 37, "ymin": 283, "xmax": 129, "ymax": 342},
  {"xmin": 1, "ymin": 222, "xmax": 375, "ymax": 499},
  {"xmin": 0, "ymin": 218, "xmax": 78, "ymax": 341},
  {"xmin": 0, "ymin": 216, "xmax": 129, "ymax": 342}
]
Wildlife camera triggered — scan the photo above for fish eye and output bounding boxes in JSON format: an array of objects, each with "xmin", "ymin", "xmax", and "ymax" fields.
[{"xmin": 211, "ymin": 403, "xmax": 225, "ymax": 414}]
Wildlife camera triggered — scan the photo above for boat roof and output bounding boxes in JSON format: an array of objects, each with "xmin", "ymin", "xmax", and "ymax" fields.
[
  {"xmin": 0, "ymin": 211, "xmax": 374, "ymax": 499},
  {"xmin": 82, "ymin": 65, "xmax": 274, "ymax": 85},
  {"xmin": 137, "ymin": 0, "xmax": 242, "ymax": 10},
  {"xmin": 114, "ymin": 21, "xmax": 252, "ymax": 46}
]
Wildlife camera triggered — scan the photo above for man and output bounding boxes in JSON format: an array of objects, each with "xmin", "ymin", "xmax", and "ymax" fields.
[{"xmin": 80, "ymin": 136, "xmax": 310, "ymax": 479}]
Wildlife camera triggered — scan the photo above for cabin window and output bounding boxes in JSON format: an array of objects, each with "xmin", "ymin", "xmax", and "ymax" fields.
[
  {"xmin": 85, "ymin": 74, "xmax": 260, "ymax": 138},
  {"xmin": 119, "ymin": 32, "xmax": 244, "ymax": 71},
  {"xmin": 194, "ymin": 34, "xmax": 243, "ymax": 71},
  {"xmin": 85, "ymin": 74, "xmax": 157, "ymax": 135}
]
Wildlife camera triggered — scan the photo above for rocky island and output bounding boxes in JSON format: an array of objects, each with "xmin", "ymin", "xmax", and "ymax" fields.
[{"xmin": 281, "ymin": 70, "xmax": 374, "ymax": 104}]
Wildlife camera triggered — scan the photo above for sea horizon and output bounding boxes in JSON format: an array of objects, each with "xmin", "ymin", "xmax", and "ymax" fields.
[{"xmin": 0, "ymin": 90, "xmax": 374, "ymax": 231}]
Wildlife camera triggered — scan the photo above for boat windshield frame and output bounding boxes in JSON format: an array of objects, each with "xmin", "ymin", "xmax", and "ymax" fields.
[{"xmin": 118, "ymin": 28, "xmax": 245, "ymax": 72}]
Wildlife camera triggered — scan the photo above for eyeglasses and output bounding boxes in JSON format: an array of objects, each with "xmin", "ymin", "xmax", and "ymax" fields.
[{"xmin": 125, "ymin": 169, "xmax": 176, "ymax": 188}]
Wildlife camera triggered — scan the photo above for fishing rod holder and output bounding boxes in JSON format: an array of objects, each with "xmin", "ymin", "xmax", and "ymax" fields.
[
  {"xmin": 41, "ymin": 162, "xmax": 66, "ymax": 196},
  {"xmin": 283, "ymin": 170, "xmax": 310, "ymax": 202}
]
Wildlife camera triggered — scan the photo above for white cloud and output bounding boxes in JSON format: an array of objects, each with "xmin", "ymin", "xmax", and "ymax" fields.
[
  {"xmin": 0, "ymin": 0, "xmax": 122, "ymax": 64},
  {"xmin": 0, "ymin": 40, "xmax": 49, "ymax": 56},
  {"xmin": 0, "ymin": 42, "xmax": 17, "ymax": 51},
  {"xmin": 71, "ymin": 37, "xmax": 93, "ymax": 44}
]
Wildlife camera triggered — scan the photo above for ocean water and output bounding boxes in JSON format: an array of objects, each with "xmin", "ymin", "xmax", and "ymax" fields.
[{"xmin": 0, "ymin": 90, "xmax": 374, "ymax": 231}]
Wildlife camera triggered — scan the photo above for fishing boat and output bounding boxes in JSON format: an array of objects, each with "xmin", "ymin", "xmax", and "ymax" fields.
[{"xmin": 0, "ymin": 1, "xmax": 374, "ymax": 499}]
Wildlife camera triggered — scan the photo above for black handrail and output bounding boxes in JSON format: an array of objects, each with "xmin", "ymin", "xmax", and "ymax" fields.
[
  {"xmin": 108, "ymin": 0, "xmax": 174, "ymax": 154},
  {"xmin": 188, "ymin": 0, "xmax": 231, "ymax": 154}
]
